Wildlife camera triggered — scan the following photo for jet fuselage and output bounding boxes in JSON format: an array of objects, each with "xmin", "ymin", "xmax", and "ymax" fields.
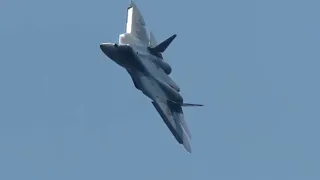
[
  {"xmin": 100, "ymin": 42, "xmax": 183, "ymax": 104},
  {"xmin": 98, "ymin": 1, "xmax": 203, "ymax": 153}
]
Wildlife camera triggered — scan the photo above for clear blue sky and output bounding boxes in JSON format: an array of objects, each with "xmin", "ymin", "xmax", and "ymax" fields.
[{"xmin": 1, "ymin": 0, "xmax": 319, "ymax": 179}]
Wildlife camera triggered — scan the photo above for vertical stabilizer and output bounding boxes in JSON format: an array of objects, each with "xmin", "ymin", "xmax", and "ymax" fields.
[{"xmin": 149, "ymin": 34, "xmax": 177, "ymax": 53}]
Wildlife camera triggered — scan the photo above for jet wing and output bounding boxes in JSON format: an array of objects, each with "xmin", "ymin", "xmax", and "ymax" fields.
[
  {"xmin": 151, "ymin": 100, "xmax": 192, "ymax": 153},
  {"xmin": 125, "ymin": 1, "xmax": 149, "ymax": 45}
]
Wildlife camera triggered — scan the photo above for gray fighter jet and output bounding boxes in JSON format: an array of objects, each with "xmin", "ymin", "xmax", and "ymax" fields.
[{"xmin": 100, "ymin": 1, "xmax": 203, "ymax": 153}]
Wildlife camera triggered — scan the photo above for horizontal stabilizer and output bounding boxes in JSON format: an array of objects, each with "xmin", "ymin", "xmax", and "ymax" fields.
[
  {"xmin": 168, "ymin": 100, "xmax": 204, "ymax": 107},
  {"xmin": 150, "ymin": 34, "xmax": 177, "ymax": 53},
  {"xmin": 169, "ymin": 100, "xmax": 204, "ymax": 107},
  {"xmin": 182, "ymin": 103, "xmax": 204, "ymax": 107}
]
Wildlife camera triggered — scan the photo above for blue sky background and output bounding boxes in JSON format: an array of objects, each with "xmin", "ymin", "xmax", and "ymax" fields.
[{"xmin": 1, "ymin": 0, "xmax": 320, "ymax": 179}]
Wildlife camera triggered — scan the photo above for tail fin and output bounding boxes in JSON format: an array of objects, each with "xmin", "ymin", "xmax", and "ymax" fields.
[
  {"xmin": 148, "ymin": 34, "xmax": 176, "ymax": 59},
  {"xmin": 149, "ymin": 34, "xmax": 177, "ymax": 53}
]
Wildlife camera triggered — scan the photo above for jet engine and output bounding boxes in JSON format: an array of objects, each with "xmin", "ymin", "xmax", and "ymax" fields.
[
  {"xmin": 156, "ymin": 78, "xmax": 183, "ymax": 103},
  {"xmin": 155, "ymin": 59, "xmax": 172, "ymax": 75}
]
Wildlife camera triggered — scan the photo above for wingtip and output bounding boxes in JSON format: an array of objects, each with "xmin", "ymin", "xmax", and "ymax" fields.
[
  {"xmin": 182, "ymin": 129, "xmax": 192, "ymax": 153},
  {"xmin": 129, "ymin": 0, "xmax": 135, "ymax": 8},
  {"xmin": 183, "ymin": 138, "xmax": 192, "ymax": 153},
  {"xmin": 177, "ymin": 112, "xmax": 192, "ymax": 139}
]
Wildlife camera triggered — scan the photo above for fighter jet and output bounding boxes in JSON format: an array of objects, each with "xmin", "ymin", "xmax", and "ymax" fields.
[{"xmin": 99, "ymin": 1, "xmax": 203, "ymax": 153}]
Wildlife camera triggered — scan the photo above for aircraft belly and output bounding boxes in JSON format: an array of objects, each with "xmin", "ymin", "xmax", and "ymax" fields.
[
  {"xmin": 121, "ymin": 52, "xmax": 147, "ymax": 73},
  {"xmin": 155, "ymin": 78, "xmax": 183, "ymax": 103},
  {"xmin": 163, "ymin": 76, "xmax": 180, "ymax": 92},
  {"xmin": 136, "ymin": 75, "xmax": 186, "ymax": 144},
  {"xmin": 131, "ymin": 53, "xmax": 182, "ymax": 103},
  {"xmin": 136, "ymin": 75, "xmax": 164, "ymax": 101},
  {"xmin": 129, "ymin": 73, "xmax": 185, "ymax": 145}
]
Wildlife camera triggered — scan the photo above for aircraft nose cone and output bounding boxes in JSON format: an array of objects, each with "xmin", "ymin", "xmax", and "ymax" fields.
[
  {"xmin": 100, "ymin": 43, "xmax": 110, "ymax": 52},
  {"xmin": 100, "ymin": 43, "xmax": 115, "ymax": 59},
  {"xmin": 100, "ymin": 42, "xmax": 121, "ymax": 61}
]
